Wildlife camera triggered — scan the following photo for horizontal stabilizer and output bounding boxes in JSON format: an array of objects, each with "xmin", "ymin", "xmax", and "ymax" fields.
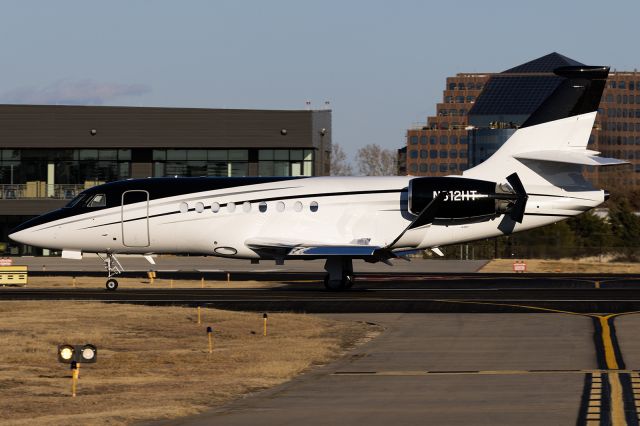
[{"xmin": 514, "ymin": 150, "xmax": 628, "ymax": 166}]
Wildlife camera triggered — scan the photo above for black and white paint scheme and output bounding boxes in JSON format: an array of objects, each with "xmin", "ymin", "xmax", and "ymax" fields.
[{"xmin": 10, "ymin": 66, "xmax": 626, "ymax": 290}]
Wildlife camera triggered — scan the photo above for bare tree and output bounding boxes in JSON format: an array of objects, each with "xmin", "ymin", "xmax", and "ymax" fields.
[
  {"xmin": 356, "ymin": 144, "xmax": 398, "ymax": 176},
  {"xmin": 330, "ymin": 143, "xmax": 353, "ymax": 176}
]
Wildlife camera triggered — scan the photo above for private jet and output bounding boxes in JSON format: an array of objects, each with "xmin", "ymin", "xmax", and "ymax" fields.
[{"xmin": 10, "ymin": 65, "xmax": 625, "ymax": 290}]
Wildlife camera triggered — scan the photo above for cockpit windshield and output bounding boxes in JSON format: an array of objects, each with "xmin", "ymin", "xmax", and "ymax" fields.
[
  {"xmin": 86, "ymin": 194, "xmax": 107, "ymax": 208},
  {"xmin": 64, "ymin": 194, "xmax": 87, "ymax": 208}
]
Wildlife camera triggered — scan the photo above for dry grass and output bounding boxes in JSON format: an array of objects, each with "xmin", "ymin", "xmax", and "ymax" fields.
[
  {"xmin": 17, "ymin": 275, "xmax": 282, "ymax": 289},
  {"xmin": 0, "ymin": 302, "xmax": 376, "ymax": 425},
  {"xmin": 481, "ymin": 258, "xmax": 640, "ymax": 273}
]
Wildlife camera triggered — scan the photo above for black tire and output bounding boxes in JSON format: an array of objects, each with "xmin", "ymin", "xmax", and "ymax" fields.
[
  {"xmin": 343, "ymin": 275, "xmax": 354, "ymax": 289},
  {"xmin": 324, "ymin": 276, "xmax": 343, "ymax": 291},
  {"xmin": 106, "ymin": 278, "xmax": 118, "ymax": 291}
]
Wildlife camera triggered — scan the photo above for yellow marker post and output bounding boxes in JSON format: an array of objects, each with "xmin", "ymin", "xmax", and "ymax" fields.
[
  {"xmin": 72, "ymin": 276, "xmax": 76, "ymax": 288},
  {"xmin": 201, "ymin": 277, "xmax": 204, "ymax": 288},
  {"xmin": 227, "ymin": 272, "xmax": 230, "ymax": 283},
  {"xmin": 197, "ymin": 306, "xmax": 202, "ymax": 325},
  {"xmin": 263, "ymin": 313, "xmax": 268, "ymax": 336},
  {"xmin": 207, "ymin": 326, "xmax": 213, "ymax": 354},
  {"xmin": 595, "ymin": 280, "xmax": 601, "ymax": 289},
  {"xmin": 71, "ymin": 361, "xmax": 78, "ymax": 397}
]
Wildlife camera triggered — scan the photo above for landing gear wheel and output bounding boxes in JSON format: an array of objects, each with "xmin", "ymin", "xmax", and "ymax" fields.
[
  {"xmin": 343, "ymin": 275, "xmax": 354, "ymax": 289},
  {"xmin": 106, "ymin": 278, "xmax": 119, "ymax": 291},
  {"xmin": 323, "ymin": 275, "xmax": 353, "ymax": 291}
]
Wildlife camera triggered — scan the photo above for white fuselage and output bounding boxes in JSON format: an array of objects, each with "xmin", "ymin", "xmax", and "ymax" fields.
[{"xmin": 9, "ymin": 176, "xmax": 605, "ymax": 258}]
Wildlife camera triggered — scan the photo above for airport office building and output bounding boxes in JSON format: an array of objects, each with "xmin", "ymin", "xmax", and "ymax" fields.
[{"xmin": 0, "ymin": 105, "xmax": 332, "ymax": 255}]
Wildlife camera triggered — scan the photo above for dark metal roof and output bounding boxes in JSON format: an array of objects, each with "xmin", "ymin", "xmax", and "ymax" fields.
[{"xmin": 502, "ymin": 52, "xmax": 584, "ymax": 73}]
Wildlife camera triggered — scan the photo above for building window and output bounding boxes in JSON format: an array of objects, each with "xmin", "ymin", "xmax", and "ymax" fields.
[
  {"xmin": 410, "ymin": 164, "xmax": 418, "ymax": 172},
  {"xmin": 430, "ymin": 136, "xmax": 437, "ymax": 145},
  {"xmin": 450, "ymin": 150, "xmax": 458, "ymax": 159},
  {"xmin": 439, "ymin": 164, "xmax": 448, "ymax": 172},
  {"xmin": 419, "ymin": 164, "xmax": 428, "ymax": 173},
  {"xmin": 410, "ymin": 135, "xmax": 418, "ymax": 145},
  {"xmin": 459, "ymin": 150, "xmax": 467, "ymax": 159},
  {"xmin": 455, "ymin": 96, "xmax": 464, "ymax": 103},
  {"xmin": 430, "ymin": 164, "xmax": 437, "ymax": 172},
  {"xmin": 449, "ymin": 163, "xmax": 458, "ymax": 171},
  {"xmin": 258, "ymin": 149, "xmax": 313, "ymax": 177},
  {"xmin": 466, "ymin": 96, "xmax": 475, "ymax": 103},
  {"xmin": 439, "ymin": 150, "xmax": 448, "ymax": 159},
  {"xmin": 420, "ymin": 150, "xmax": 428, "ymax": 159},
  {"xmin": 450, "ymin": 136, "xmax": 458, "ymax": 145},
  {"xmin": 631, "ymin": 82, "xmax": 635, "ymax": 91},
  {"xmin": 409, "ymin": 150, "xmax": 418, "ymax": 159},
  {"xmin": 440, "ymin": 136, "xmax": 448, "ymax": 145},
  {"xmin": 430, "ymin": 150, "xmax": 437, "ymax": 159},
  {"xmin": 420, "ymin": 135, "xmax": 427, "ymax": 145},
  {"xmin": 619, "ymin": 81, "xmax": 626, "ymax": 89},
  {"xmin": 449, "ymin": 83, "xmax": 456, "ymax": 90},
  {"xmin": 460, "ymin": 137, "xmax": 468, "ymax": 144}
]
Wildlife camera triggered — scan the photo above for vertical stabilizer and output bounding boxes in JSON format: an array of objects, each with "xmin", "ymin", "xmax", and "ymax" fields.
[{"xmin": 463, "ymin": 66, "xmax": 612, "ymax": 188}]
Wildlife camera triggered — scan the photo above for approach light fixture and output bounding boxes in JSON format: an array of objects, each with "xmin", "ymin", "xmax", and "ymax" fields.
[
  {"xmin": 280, "ymin": 128, "xmax": 288, "ymax": 135},
  {"xmin": 57, "ymin": 344, "xmax": 98, "ymax": 364},
  {"xmin": 89, "ymin": 129, "xmax": 97, "ymax": 136}
]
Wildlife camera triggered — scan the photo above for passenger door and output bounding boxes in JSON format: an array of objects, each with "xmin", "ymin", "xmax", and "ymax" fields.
[{"xmin": 121, "ymin": 190, "xmax": 150, "ymax": 247}]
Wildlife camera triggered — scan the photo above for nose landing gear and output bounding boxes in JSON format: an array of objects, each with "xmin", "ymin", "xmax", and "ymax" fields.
[{"xmin": 98, "ymin": 253, "xmax": 124, "ymax": 291}]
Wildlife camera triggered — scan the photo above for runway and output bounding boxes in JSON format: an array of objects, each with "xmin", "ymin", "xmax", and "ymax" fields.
[{"xmin": 5, "ymin": 274, "xmax": 640, "ymax": 313}]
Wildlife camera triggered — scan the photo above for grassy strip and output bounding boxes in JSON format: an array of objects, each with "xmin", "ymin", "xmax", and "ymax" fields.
[{"xmin": 0, "ymin": 302, "xmax": 376, "ymax": 425}]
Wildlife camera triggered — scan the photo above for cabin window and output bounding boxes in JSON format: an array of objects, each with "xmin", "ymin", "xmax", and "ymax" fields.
[
  {"xmin": 86, "ymin": 194, "xmax": 106, "ymax": 208},
  {"xmin": 276, "ymin": 201, "xmax": 285, "ymax": 212},
  {"xmin": 227, "ymin": 202, "xmax": 236, "ymax": 213},
  {"xmin": 294, "ymin": 201, "xmax": 303, "ymax": 212},
  {"xmin": 179, "ymin": 202, "xmax": 189, "ymax": 213},
  {"xmin": 243, "ymin": 201, "xmax": 251, "ymax": 212},
  {"xmin": 259, "ymin": 202, "xmax": 267, "ymax": 212},
  {"xmin": 310, "ymin": 201, "xmax": 319, "ymax": 212},
  {"xmin": 211, "ymin": 202, "xmax": 220, "ymax": 213},
  {"xmin": 195, "ymin": 202, "xmax": 204, "ymax": 213}
]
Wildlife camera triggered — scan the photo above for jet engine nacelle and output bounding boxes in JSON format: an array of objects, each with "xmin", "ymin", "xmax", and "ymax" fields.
[{"xmin": 408, "ymin": 176, "xmax": 524, "ymax": 224}]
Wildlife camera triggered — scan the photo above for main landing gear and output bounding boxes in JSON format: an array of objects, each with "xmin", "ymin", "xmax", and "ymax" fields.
[
  {"xmin": 323, "ymin": 257, "xmax": 354, "ymax": 291},
  {"xmin": 98, "ymin": 253, "xmax": 124, "ymax": 291}
]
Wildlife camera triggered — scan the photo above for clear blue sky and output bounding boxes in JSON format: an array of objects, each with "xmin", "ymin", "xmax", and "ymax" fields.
[{"xmin": 0, "ymin": 0, "xmax": 638, "ymax": 159}]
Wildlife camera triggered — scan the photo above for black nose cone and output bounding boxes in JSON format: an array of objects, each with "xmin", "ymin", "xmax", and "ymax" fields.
[{"xmin": 604, "ymin": 190, "xmax": 610, "ymax": 201}]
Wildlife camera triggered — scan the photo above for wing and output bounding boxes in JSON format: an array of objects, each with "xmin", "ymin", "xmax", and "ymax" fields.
[{"xmin": 245, "ymin": 237, "xmax": 382, "ymax": 258}]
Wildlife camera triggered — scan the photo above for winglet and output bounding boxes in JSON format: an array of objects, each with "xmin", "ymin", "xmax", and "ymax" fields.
[
  {"xmin": 506, "ymin": 173, "xmax": 528, "ymax": 223},
  {"xmin": 387, "ymin": 191, "xmax": 446, "ymax": 249}
]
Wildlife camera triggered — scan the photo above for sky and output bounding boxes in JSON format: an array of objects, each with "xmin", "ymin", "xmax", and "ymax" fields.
[{"xmin": 0, "ymin": 0, "xmax": 638, "ymax": 159}]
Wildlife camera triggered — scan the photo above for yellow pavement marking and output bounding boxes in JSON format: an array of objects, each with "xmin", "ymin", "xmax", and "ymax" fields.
[
  {"xmin": 599, "ymin": 316, "xmax": 620, "ymax": 370},
  {"xmin": 609, "ymin": 373, "xmax": 626, "ymax": 426},
  {"xmin": 588, "ymin": 400, "xmax": 601, "ymax": 407}
]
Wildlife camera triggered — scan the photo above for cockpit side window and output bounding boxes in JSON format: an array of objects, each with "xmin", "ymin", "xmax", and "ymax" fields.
[
  {"xmin": 64, "ymin": 194, "xmax": 86, "ymax": 208},
  {"xmin": 86, "ymin": 194, "xmax": 107, "ymax": 208}
]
